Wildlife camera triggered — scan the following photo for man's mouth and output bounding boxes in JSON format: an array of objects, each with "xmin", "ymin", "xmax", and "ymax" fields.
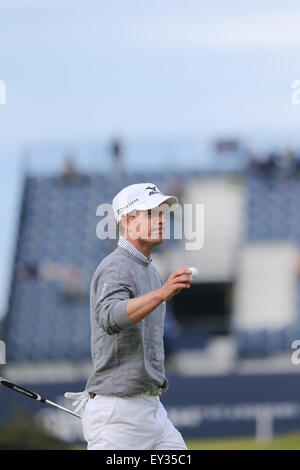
[{"xmin": 151, "ymin": 227, "xmax": 164, "ymax": 236}]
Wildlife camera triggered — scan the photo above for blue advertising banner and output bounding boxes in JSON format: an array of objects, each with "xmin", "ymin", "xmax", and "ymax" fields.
[{"xmin": 1, "ymin": 372, "xmax": 300, "ymax": 443}]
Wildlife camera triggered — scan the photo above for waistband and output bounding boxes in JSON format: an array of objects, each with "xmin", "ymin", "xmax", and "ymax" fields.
[
  {"xmin": 89, "ymin": 387, "xmax": 163, "ymax": 399},
  {"xmin": 128, "ymin": 388, "xmax": 163, "ymax": 397}
]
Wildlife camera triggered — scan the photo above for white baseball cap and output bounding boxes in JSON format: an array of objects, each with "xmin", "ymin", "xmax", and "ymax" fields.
[{"xmin": 112, "ymin": 183, "xmax": 178, "ymax": 223}]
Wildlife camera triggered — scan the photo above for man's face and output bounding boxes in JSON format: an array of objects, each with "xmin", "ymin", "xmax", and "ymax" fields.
[{"xmin": 125, "ymin": 204, "xmax": 167, "ymax": 246}]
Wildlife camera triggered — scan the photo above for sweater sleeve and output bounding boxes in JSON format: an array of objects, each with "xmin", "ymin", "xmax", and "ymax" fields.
[{"xmin": 93, "ymin": 258, "xmax": 136, "ymax": 335}]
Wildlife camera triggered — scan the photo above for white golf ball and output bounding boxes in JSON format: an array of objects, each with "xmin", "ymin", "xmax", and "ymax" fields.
[{"xmin": 189, "ymin": 266, "xmax": 199, "ymax": 279}]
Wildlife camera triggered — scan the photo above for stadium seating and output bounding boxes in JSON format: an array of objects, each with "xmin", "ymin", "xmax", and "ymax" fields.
[
  {"xmin": 235, "ymin": 173, "xmax": 300, "ymax": 357},
  {"xmin": 246, "ymin": 174, "xmax": 300, "ymax": 242},
  {"xmin": 4, "ymin": 169, "xmax": 300, "ymax": 362}
]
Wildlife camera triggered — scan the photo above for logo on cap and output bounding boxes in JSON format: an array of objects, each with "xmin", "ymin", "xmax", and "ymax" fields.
[
  {"xmin": 117, "ymin": 198, "xmax": 139, "ymax": 214},
  {"xmin": 146, "ymin": 186, "xmax": 161, "ymax": 196}
]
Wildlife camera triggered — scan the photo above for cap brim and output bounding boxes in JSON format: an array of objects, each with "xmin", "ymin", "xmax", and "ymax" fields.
[{"xmin": 133, "ymin": 194, "xmax": 178, "ymax": 212}]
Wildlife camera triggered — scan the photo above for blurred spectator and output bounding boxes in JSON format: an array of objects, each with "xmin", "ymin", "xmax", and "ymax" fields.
[
  {"xmin": 247, "ymin": 149, "xmax": 278, "ymax": 174},
  {"xmin": 246, "ymin": 146, "xmax": 300, "ymax": 176},
  {"xmin": 110, "ymin": 138, "xmax": 125, "ymax": 181},
  {"xmin": 61, "ymin": 156, "xmax": 84, "ymax": 183}
]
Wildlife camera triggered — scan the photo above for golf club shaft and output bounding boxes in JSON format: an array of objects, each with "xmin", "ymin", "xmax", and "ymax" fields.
[{"xmin": 0, "ymin": 376, "xmax": 81, "ymax": 419}]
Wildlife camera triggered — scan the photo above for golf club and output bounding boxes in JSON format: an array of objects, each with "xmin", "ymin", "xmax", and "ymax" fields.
[{"xmin": 0, "ymin": 376, "xmax": 81, "ymax": 419}]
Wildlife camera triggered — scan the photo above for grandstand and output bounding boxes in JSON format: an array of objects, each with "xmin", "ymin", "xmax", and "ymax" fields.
[
  {"xmin": 1, "ymin": 145, "xmax": 300, "ymax": 443},
  {"xmin": 234, "ymin": 172, "xmax": 300, "ymax": 358}
]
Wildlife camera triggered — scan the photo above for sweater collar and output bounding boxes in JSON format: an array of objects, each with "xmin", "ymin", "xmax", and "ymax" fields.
[{"xmin": 117, "ymin": 236, "xmax": 152, "ymax": 264}]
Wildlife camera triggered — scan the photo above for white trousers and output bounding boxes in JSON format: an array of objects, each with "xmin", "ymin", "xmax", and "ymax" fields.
[{"xmin": 81, "ymin": 393, "xmax": 187, "ymax": 450}]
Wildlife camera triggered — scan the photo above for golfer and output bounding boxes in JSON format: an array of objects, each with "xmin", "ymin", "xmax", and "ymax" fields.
[{"xmin": 82, "ymin": 183, "xmax": 192, "ymax": 450}]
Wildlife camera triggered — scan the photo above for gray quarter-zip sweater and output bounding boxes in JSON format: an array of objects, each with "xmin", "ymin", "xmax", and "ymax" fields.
[{"xmin": 85, "ymin": 245, "xmax": 169, "ymax": 396}]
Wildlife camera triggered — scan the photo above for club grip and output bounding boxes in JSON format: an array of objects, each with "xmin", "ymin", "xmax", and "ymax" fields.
[{"xmin": 0, "ymin": 378, "xmax": 45, "ymax": 402}]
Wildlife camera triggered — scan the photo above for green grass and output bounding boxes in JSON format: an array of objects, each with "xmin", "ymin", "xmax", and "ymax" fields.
[
  {"xmin": 73, "ymin": 432, "xmax": 300, "ymax": 450},
  {"xmin": 186, "ymin": 432, "xmax": 300, "ymax": 450}
]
